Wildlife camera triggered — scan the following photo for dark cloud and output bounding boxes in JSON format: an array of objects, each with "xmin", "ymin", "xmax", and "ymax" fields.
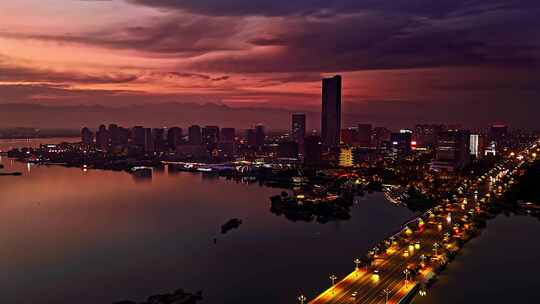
[
  {"xmin": 0, "ymin": 59, "xmax": 139, "ymax": 84},
  {"xmin": 128, "ymin": 0, "xmax": 537, "ymax": 18},
  {"xmin": 183, "ymin": 6, "xmax": 540, "ymax": 73},
  {"xmin": 0, "ymin": 15, "xmax": 242, "ymax": 56},
  {"xmin": 161, "ymin": 72, "xmax": 230, "ymax": 81},
  {"xmin": 2, "ymin": 1, "xmax": 538, "ymax": 73}
]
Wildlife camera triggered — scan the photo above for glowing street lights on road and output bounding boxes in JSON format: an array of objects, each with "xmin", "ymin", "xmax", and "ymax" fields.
[{"xmin": 298, "ymin": 294, "xmax": 307, "ymax": 304}]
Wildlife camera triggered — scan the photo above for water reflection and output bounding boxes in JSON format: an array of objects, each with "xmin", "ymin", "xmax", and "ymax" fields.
[
  {"xmin": 413, "ymin": 215, "xmax": 540, "ymax": 304},
  {"xmin": 0, "ymin": 154, "xmax": 414, "ymax": 304}
]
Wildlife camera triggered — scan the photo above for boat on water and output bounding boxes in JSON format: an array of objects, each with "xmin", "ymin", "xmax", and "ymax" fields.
[
  {"xmin": 130, "ymin": 166, "xmax": 153, "ymax": 177},
  {"xmin": 221, "ymin": 218, "xmax": 242, "ymax": 234},
  {"xmin": 0, "ymin": 172, "xmax": 22, "ymax": 176}
]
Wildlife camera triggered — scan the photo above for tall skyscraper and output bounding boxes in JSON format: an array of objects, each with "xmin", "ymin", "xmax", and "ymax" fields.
[
  {"xmin": 202, "ymin": 126, "xmax": 220, "ymax": 145},
  {"xmin": 188, "ymin": 125, "xmax": 202, "ymax": 145},
  {"xmin": 167, "ymin": 127, "xmax": 183, "ymax": 150},
  {"xmin": 108, "ymin": 124, "xmax": 120, "ymax": 145},
  {"xmin": 390, "ymin": 130, "xmax": 413, "ymax": 156},
  {"xmin": 340, "ymin": 128, "xmax": 358, "ymax": 146},
  {"xmin": 152, "ymin": 128, "xmax": 166, "ymax": 151},
  {"xmin": 143, "ymin": 128, "xmax": 154, "ymax": 152},
  {"xmin": 321, "ymin": 75, "xmax": 342, "ymax": 147},
  {"xmin": 246, "ymin": 129, "xmax": 257, "ymax": 147},
  {"xmin": 219, "ymin": 128, "xmax": 236, "ymax": 157},
  {"xmin": 291, "ymin": 114, "xmax": 306, "ymax": 146},
  {"xmin": 96, "ymin": 124, "xmax": 110, "ymax": 151},
  {"xmin": 373, "ymin": 127, "xmax": 391, "ymax": 148},
  {"xmin": 431, "ymin": 130, "xmax": 471, "ymax": 171},
  {"xmin": 357, "ymin": 124, "xmax": 372, "ymax": 148},
  {"xmin": 220, "ymin": 128, "xmax": 236, "ymax": 143},
  {"xmin": 304, "ymin": 135, "xmax": 323, "ymax": 166},
  {"xmin": 255, "ymin": 124, "xmax": 265, "ymax": 148},
  {"xmin": 470, "ymin": 134, "xmax": 480, "ymax": 157},
  {"xmin": 414, "ymin": 124, "xmax": 444, "ymax": 150},
  {"xmin": 81, "ymin": 127, "xmax": 94, "ymax": 146},
  {"xmin": 489, "ymin": 124, "xmax": 508, "ymax": 145},
  {"xmin": 132, "ymin": 126, "xmax": 146, "ymax": 147}
]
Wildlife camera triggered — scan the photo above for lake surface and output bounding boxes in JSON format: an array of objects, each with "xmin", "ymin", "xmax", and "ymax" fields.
[
  {"xmin": 413, "ymin": 214, "xmax": 540, "ymax": 304},
  {"xmin": 0, "ymin": 152, "xmax": 415, "ymax": 304}
]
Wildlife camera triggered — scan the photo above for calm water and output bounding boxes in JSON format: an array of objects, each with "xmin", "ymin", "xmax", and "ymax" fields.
[
  {"xmin": 0, "ymin": 153, "xmax": 415, "ymax": 304},
  {"xmin": 413, "ymin": 214, "xmax": 540, "ymax": 304}
]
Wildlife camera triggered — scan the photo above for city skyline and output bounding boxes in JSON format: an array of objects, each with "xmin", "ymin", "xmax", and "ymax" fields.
[
  {"xmin": 2, "ymin": 2, "xmax": 540, "ymax": 304},
  {"xmin": 0, "ymin": 1, "xmax": 539, "ymax": 129}
]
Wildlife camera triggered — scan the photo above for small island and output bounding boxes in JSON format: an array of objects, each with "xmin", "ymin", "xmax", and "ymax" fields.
[
  {"xmin": 113, "ymin": 288, "xmax": 203, "ymax": 304},
  {"xmin": 221, "ymin": 218, "xmax": 242, "ymax": 234},
  {"xmin": 270, "ymin": 191, "xmax": 353, "ymax": 223}
]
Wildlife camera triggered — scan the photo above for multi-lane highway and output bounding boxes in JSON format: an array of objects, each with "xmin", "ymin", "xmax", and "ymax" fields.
[{"xmin": 307, "ymin": 140, "xmax": 539, "ymax": 304}]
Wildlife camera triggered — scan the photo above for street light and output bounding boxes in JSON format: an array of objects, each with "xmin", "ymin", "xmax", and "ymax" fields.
[
  {"xmin": 298, "ymin": 294, "xmax": 307, "ymax": 304},
  {"xmin": 403, "ymin": 269, "xmax": 411, "ymax": 282},
  {"xmin": 419, "ymin": 254, "xmax": 427, "ymax": 266},
  {"xmin": 433, "ymin": 243, "xmax": 440, "ymax": 255},
  {"xmin": 382, "ymin": 288, "xmax": 391, "ymax": 304},
  {"xmin": 354, "ymin": 258, "xmax": 361, "ymax": 270},
  {"xmin": 329, "ymin": 274, "xmax": 338, "ymax": 286}
]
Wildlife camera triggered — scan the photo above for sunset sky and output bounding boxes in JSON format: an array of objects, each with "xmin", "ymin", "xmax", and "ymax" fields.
[{"xmin": 0, "ymin": 0, "xmax": 539, "ymax": 127}]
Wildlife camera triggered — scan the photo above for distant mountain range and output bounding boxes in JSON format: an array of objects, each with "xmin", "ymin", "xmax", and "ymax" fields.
[
  {"xmin": 0, "ymin": 101, "xmax": 529, "ymax": 131},
  {"xmin": 0, "ymin": 102, "xmax": 387, "ymax": 131}
]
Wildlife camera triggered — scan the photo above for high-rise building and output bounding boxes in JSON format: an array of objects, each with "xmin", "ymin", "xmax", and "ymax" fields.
[
  {"xmin": 431, "ymin": 130, "xmax": 471, "ymax": 171},
  {"xmin": 144, "ymin": 128, "xmax": 154, "ymax": 152},
  {"xmin": 357, "ymin": 124, "xmax": 372, "ymax": 148},
  {"xmin": 108, "ymin": 124, "xmax": 119, "ymax": 145},
  {"xmin": 469, "ymin": 134, "xmax": 486, "ymax": 158},
  {"xmin": 117, "ymin": 127, "xmax": 129, "ymax": 146},
  {"xmin": 246, "ymin": 129, "xmax": 257, "ymax": 147},
  {"xmin": 81, "ymin": 127, "xmax": 94, "ymax": 146},
  {"xmin": 202, "ymin": 126, "xmax": 220, "ymax": 145},
  {"xmin": 390, "ymin": 130, "xmax": 413, "ymax": 156},
  {"xmin": 152, "ymin": 128, "xmax": 166, "ymax": 151},
  {"xmin": 414, "ymin": 124, "xmax": 444, "ymax": 150},
  {"xmin": 304, "ymin": 135, "xmax": 323, "ymax": 166},
  {"xmin": 291, "ymin": 114, "xmax": 306, "ymax": 146},
  {"xmin": 167, "ymin": 127, "xmax": 183, "ymax": 150},
  {"xmin": 218, "ymin": 128, "xmax": 236, "ymax": 157},
  {"xmin": 255, "ymin": 124, "xmax": 265, "ymax": 148},
  {"xmin": 373, "ymin": 127, "xmax": 391, "ymax": 149},
  {"xmin": 489, "ymin": 124, "xmax": 508, "ymax": 145},
  {"xmin": 278, "ymin": 141, "xmax": 299, "ymax": 159},
  {"xmin": 188, "ymin": 125, "xmax": 202, "ymax": 145},
  {"xmin": 95, "ymin": 124, "xmax": 110, "ymax": 151},
  {"xmin": 132, "ymin": 126, "xmax": 146, "ymax": 147},
  {"xmin": 220, "ymin": 128, "xmax": 236, "ymax": 143},
  {"xmin": 321, "ymin": 75, "xmax": 342, "ymax": 147},
  {"xmin": 340, "ymin": 128, "xmax": 358, "ymax": 146}
]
